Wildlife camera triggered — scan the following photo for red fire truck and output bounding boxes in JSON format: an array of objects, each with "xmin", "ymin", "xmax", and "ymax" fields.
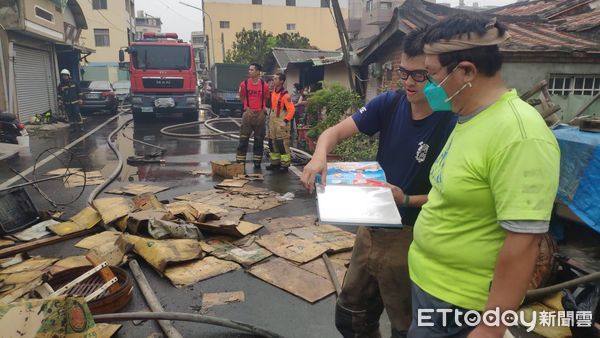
[{"xmin": 119, "ymin": 32, "xmax": 198, "ymax": 122}]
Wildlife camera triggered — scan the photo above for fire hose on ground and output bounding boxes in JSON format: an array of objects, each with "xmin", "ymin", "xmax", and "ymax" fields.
[
  {"xmin": 158, "ymin": 108, "xmax": 313, "ymax": 161},
  {"xmin": 85, "ymin": 115, "xmax": 285, "ymax": 337}
]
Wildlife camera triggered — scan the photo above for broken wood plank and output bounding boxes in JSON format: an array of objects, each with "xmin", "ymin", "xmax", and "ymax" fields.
[
  {"xmin": 256, "ymin": 233, "xmax": 328, "ymax": 264},
  {"xmin": 93, "ymin": 197, "xmax": 131, "ymax": 224},
  {"xmin": 259, "ymin": 215, "xmax": 318, "ymax": 233},
  {"xmin": 0, "ymin": 257, "xmax": 59, "ymax": 274},
  {"xmin": 248, "ymin": 258, "xmax": 334, "ymax": 303},
  {"xmin": 233, "ymin": 174, "xmax": 264, "ymax": 181},
  {"xmin": 106, "ymin": 183, "xmax": 169, "ymax": 196},
  {"xmin": 118, "ymin": 234, "xmax": 202, "ymax": 273},
  {"xmin": 48, "ymin": 256, "xmax": 92, "ymax": 274},
  {"xmin": 131, "ymin": 194, "xmax": 165, "ymax": 212},
  {"xmin": 12, "ymin": 219, "xmax": 58, "ymax": 241},
  {"xmin": 0, "ymin": 228, "xmax": 98, "ymax": 258},
  {"xmin": 74, "ymin": 231, "xmax": 121, "ymax": 250},
  {"xmin": 64, "ymin": 170, "xmax": 105, "ymax": 188},
  {"xmin": 201, "ymin": 291, "xmax": 245, "ymax": 310},
  {"xmin": 215, "ymin": 179, "xmax": 248, "ymax": 189},
  {"xmin": 299, "ymin": 255, "xmax": 348, "ymax": 289},
  {"xmin": 48, "ymin": 207, "xmax": 102, "ymax": 236},
  {"xmin": 164, "ymin": 257, "xmax": 240, "ymax": 287},
  {"xmin": 289, "ymin": 224, "xmax": 355, "ymax": 253},
  {"xmin": 200, "ymin": 238, "xmax": 271, "ymax": 268}
]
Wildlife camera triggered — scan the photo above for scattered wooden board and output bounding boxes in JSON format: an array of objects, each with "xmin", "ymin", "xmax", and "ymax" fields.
[
  {"xmin": 11, "ymin": 220, "xmax": 57, "ymax": 242},
  {"xmin": 216, "ymin": 179, "xmax": 248, "ymax": 189},
  {"xmin": 299, "ymin": 256, "xmax": 348, "ymax": 288},
  {"xmin": 106, "ymin": 183, "xmax": 169, "ymax": 196},
  {"xmin": 233, "ymin": 174, "xmax": 264, "ymax": 181},
  {"xmin": 48, "ymin": 256, "xmax": 92, "ymax": 274},
  {"xmin": 201, "ymin": 291, "xmax": 245, "ymax": 310},
  {"xmin": 248, "ymin": 258, "xmax": 334, "ymax": 303},
  {"xmin": 197, "ymin": 220, "xmax": 261, "ymax": 238},
  {"xmin": 75, "ymin": 231, "xmax": 121, "ymax": 250},
  {"xmin": 256, "ymin": 233, "xmax": 328, "ymax": 264},
  {"xmin": 44, "ymin": 168, "xmax": 82, "ymax": 176},
  {"xmin": 48, "ymin": 207, "xmax": 102, "ymax": 236},
  {"xmin": 289, "ymin": 224, "xmax": 355, "ymax": 253},
  {"xmin": 0, "ymin": 239, "xmax": 14, "ymax": 249},
  {"xmin": 201, "ymin": 238, "xmax": 271, "ymax": 267},
  {"xmin": 118, "ymin": 234, "xmax": 202, "ymax": 272},
  {"xmin": 259, "ymin": 215, "xmax": 318, "ymax": 233},
  {"xmin": 64, "ymin": 170, "xmax": 105, "ymax": 188},
  {"xmin": 0, "ymin": 257, "xmax": 59, "ymax": 274},
  {"xmin": 191, "ymin": 169, "xmax": 212, "ymax": 176},
  {"xmin": 164, "ymin": 257, "xmax": 240, "ymax": 287},
  {"xmin": 93, "ymin": 197, "xmax": 131, "ymax": 224},
  {"xmin": 131, "ymin": 194, "xmax": 165, "ymax": 212}
]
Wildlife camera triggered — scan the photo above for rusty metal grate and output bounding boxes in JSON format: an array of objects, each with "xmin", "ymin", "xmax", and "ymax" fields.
[{"xmin": 47, "ymin": 265, "xmax": 133, "ymax": 314}]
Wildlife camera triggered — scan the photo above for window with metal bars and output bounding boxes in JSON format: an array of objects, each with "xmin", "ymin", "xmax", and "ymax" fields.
[
  {"xmin": 94, "ymin": 29, "xmax": 110, "ymax": 47},
  {"xmin": 548, "ymin": 75, "xmax": 600, "ymax": 96}
]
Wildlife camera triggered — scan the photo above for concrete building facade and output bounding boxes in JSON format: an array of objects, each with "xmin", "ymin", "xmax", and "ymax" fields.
[
  {"xmin": 203, "ymin": 0, "xmax": 348, "ymax": 63},
  {"xmin": 78, "ymin": 0, "xmax": 135, "ymax": 63},
  {"xmin": 135, "ymin": 10, "xmax": 162, "ymax": 41},
  {"xmin": 191, "ymin": 31, "xmax": 208, "ymax": 78},
  {"xmin": 0, "ymin": 0, "xmax": 90, "ymax": 121}
]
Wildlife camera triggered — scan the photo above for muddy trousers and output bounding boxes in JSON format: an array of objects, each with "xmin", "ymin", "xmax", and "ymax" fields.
[
  {"xmin": 236, "ymin": 109, "xmax": 266, "ymax": 165},
  {"xmin": 336, "ymin": 226, "xmax": 413, "ymax": 338},
  {"xmin": 267, "ymin": 113, "xmax": 291, "ymax": 167}
]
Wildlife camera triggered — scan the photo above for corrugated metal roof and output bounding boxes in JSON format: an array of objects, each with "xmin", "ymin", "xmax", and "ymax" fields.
[{"xmin": 271, "ymin": 48, "xmax": 344, "ymax": 70}]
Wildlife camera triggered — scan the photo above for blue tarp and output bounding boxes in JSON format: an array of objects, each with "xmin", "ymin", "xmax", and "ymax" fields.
[{"xmin": 553, "ymin": 125, "xmax": 600, "ymax": 232}]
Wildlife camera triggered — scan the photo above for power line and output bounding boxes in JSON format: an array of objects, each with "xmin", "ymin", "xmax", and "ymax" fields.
[
  {"xmin": 85, "ymin": 0, "xmax": 126, "ymax": 33},
  {"xmin": 153, "ymin": 0, "xmax": 200, "ymax": 25}
]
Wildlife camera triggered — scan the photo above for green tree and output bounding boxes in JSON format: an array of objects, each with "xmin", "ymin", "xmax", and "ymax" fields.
[
  {"xmin": 275, "ymin": 32, "xmax": 312, "ymax": 49},
  {"xmin": 224, "ymin": 29, "xmax": 314, "ymax": 65},
  {"xmin": 224, "ymin": 29, "xmax": 276, "ymax": 65}
]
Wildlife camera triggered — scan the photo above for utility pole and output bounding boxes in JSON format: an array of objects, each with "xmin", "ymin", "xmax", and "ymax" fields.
[
  {"xmin": 330, "ymin": 0, "xmax": 363, "ymax": 96},
  {"xmin": 221, "ymin": 32, "xmax": 225, "ymax": 62}
]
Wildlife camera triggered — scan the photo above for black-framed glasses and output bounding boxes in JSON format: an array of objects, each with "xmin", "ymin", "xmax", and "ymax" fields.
[{"xmin": 397, "ymin": 66, "xmax": 428, "ymax": 83}]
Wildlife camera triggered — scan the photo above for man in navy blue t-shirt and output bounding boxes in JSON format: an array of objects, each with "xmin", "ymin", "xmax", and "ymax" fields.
[{"xmin": 301, "ymin": 29, "xmax": 456, "ymax": 337}]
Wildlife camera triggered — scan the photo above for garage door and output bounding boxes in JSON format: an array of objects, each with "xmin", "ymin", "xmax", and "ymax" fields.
[{"xmin": 14, "ymin": 45, "xmax": 56, "ymax": 122}]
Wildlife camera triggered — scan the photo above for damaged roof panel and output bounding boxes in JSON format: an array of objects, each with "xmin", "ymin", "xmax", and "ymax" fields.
[
  {"xmin": 359, "ymin": 0, "xmax": 600, "ymax": 62},
  {"xmin": 487, "ymin": 0, "xmax": 600, "ymax": 33},
  {"xmin": 272, "ymin": 48, "xmax": 344, "ymax": 70}
]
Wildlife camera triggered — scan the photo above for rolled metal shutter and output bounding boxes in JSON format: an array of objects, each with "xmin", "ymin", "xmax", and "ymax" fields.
[{"xmin": 14, "ymin": 45, "xmax": 56, "ymax": 122}]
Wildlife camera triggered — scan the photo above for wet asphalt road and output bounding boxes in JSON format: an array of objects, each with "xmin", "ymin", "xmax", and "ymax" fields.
[{"xmin": 0, "ymin": 110, "xmax": 394, "ymax": 338}]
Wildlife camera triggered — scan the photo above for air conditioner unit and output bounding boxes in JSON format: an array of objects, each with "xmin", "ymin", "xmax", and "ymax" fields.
[{"xmin": 368, "ymin": 62, "xmax": 382, "ymax": 79}]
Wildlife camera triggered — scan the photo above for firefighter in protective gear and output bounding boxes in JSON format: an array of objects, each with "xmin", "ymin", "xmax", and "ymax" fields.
[
  {"xmin": 266, "ymin": 72, "xmax": 295, "ymax": 172},
  {"xmin": 57, "ymin": 69, "xmax": 84, "ymax": 131},
  {"xmin": 237, "ymin": 63, "xmax": 270, "ymax": 169}
]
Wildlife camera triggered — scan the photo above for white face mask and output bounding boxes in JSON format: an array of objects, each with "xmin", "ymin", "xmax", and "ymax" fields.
[{"xmin": 437, "ymin": 67, "xmax": 472, "ymax": 103}]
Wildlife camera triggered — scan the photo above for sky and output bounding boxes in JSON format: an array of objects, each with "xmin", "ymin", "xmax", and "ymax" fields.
[{"xmin": 135, "ymin": 0, "xmax": 519, "ymax": 42}]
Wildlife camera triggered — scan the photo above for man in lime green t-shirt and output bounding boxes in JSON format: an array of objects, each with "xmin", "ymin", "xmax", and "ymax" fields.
[{"xmin": 407, "ymin": 14, "xmax": 560, "ymax": 338}]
